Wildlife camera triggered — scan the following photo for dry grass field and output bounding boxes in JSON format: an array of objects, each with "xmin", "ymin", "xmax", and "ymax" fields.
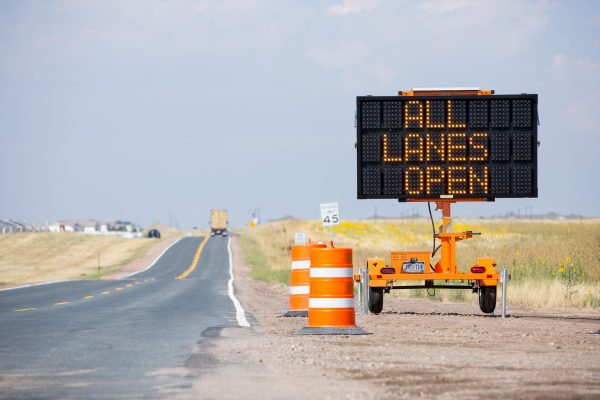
[
  {"xmin": 237, "ymin": 218, "xmax": 600, "ymax": 308},
  {"xmin": 0, "ymin": 225, "xmax": 182, "ymax": 288}
]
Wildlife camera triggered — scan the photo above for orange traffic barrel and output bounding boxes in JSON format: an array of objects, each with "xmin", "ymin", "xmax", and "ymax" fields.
[
  {"xmin": 283, "ymin": 243, "xmax": 326, "ymax": 317},
  {"xmin": 298, "ymin": 247, "xmax": 367, "ymax": 335}
]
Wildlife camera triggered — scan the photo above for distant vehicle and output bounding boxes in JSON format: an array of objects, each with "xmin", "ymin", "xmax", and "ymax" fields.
[
  {"xmin": 210, "ymin": 209, "xmax": 228, "ymax": 236},
  {"xmin": 147, "ymin": 229, "xmax": 161, "ymax": 239}
]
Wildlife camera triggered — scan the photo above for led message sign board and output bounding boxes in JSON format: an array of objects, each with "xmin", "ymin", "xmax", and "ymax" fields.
[{"xmin": 356, "ymin": 94, "xmax": 538, "ymax": 200}]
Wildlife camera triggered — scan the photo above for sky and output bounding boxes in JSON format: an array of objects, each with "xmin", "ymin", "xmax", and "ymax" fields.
[{"xmin": 1, "ymin": 0, "xmax": 599, "ymax": 228}]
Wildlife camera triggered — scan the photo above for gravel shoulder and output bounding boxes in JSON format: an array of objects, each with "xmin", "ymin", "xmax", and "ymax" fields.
[{"xmin": 178, "ymin": 237, "xmax": 600, "ymax": 399}]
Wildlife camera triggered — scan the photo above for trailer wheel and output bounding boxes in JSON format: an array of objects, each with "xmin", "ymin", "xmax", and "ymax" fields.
[
  {"xmin": 368, "ymin": 287, "xmax": 384, "ymax": 314},
  {"xmin": 479, "ymin": 286, "xmax": 497, "ymax": 314}
]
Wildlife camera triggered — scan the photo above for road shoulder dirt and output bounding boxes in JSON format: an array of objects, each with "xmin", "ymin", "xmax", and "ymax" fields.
[
  {"xmin": 102, "ymin": 236, "xmax": 181, "ymax": 280},
  {"xmin": 177, "ymin": 237, "xmax": 600, "ymax": 399}
]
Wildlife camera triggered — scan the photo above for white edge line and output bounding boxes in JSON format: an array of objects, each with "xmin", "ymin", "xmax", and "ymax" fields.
[
  {"xmin": 227, "ymin": 237, "xmax": 250, "ymax": 327},
  {"xmin": 0, "ymin": 279, "xmax": 72, "ymax": 292},
  {"xmin": 0, "ymin": 236, "xmax": 186, "ymax": 292},
  {"xmin": 124, "ymin": 236, "xmax": 185, "ymax": 278}
]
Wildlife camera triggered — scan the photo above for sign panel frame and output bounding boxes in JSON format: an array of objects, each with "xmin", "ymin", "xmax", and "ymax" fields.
[{"xmin": 356, "ymin": 94, "xmax": 538, "ymax": 201}]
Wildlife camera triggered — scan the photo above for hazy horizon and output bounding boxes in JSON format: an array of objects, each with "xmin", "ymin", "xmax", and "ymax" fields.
[{"xmin": 1, "ymin": 0, "xmax": 599, "ymax": 228}]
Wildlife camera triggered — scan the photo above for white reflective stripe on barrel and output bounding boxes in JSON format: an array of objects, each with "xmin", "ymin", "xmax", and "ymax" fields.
[
  {"xmin": 310, "ymin": 267, "xmax": 353, "ymax": 278},
  {"xmin": 309, "ymin": 298, "xmax": 354, "ymax": 309},
  {"xmin": 289, "ymin": 285, "xmax": 310, "ymax": 295},
  {"xmin": 291, "ymin": 260, "xmax": 311, "ymax": 270}
]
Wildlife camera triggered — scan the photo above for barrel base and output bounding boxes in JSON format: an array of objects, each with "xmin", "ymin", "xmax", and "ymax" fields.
[
  {"xmin": 281, "ymin": 310, "xmax": 308, "ymax": 317},
  {"xmin": 297, "ymin": 327, "xmax": 369, "ymax": 335}
]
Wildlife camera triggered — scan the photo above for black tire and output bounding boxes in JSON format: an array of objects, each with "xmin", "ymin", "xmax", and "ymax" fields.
[
  {"xmin": 368, "ymin": 287, "xmax": 384, "ymax": 314},
  {"xmin": 479, "ymin": 286, "xmax": 497, "ymax": 314}
]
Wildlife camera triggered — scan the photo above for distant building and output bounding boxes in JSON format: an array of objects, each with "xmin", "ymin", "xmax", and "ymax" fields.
[
  {"xmin": 60, "ymin": 221, "xmax": 76, "ymax": 232},
  {"xmin": 51, "ymin": 220, "xmax": 96, "ymax": 233},
  {"xmin": 8, "ymin": 220, "xmax": 25, "ymax": 232},
  {"xmin": 82, "ymin": 221, "xmax": 100, "ymax": 233},
  {"xmin": 48, "ymin": 223, "xmax": 61, "ymax": 233},
  {"xmin": 0, "ymin": 220, "xmax": 14, "ymax": 233},
  {"xmin": 112, "ymin": 220, "xmax": 137, "ymax": 232},
  {"xmin": 75, "ymin": 220, "xmax": 99, "ymax": 233},
  {"xmin": 45, "ymin": 219, "xmax": 142, "ymax": 235},
  {"xmin": 0, "ymin": 219, "xmax": 35, "ymax": 233}
]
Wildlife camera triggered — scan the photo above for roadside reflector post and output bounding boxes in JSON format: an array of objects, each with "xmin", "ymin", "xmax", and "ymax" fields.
[
  {"xmin": 356, "ymin": 269, "xmax": 362, "ymax": 316},
  {"xmin": 298, "ymin": 247, "xmax": 368, "ymax": 335},
  {"xmin": 501, "ymin": 267, "xmax": 509, "ymax": 318},
  {"xmin": 362, "ymin": 268, "xmax": 369, "ymax": 315},
  {"xmin": 356, "ymin": 268, "xmax": 369, "ymax": 317}
]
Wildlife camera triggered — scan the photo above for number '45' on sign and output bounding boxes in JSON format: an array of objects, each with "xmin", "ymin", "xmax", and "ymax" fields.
[{"xmin": 320, "ymin": 202, "xmax": 340, "ymax": 227}]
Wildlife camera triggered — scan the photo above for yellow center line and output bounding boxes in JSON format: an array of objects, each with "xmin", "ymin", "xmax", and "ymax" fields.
[
  {"xmin": 55, "ymin": 301, "xmax": 69, "ymax": 305},
  {"xmin": 176, "ymin": 236, "xmax": 209, "ymax": 280},
  {"xmin": 15, "ymin": 308, "xmax": 36, "ymax": 312},
  {"xmin": 101, "ymin": 291, "xmax": 111, "ymax": 295},
  {"xmin": 126, "ymin": 284, "xmax": 133, "ymax": 288},
  {"xmin": 83, "ymin": 295, "xmax": 94, "ymax": 299},
  {"xmin": 115, "ymin": 287, "xmax": 123, "ymax": 291}
]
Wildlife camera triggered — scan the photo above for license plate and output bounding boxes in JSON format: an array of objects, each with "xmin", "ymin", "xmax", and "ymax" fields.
[{"xmin": 402, "ymin": 261, "xmax": 425, "ymax": 273}]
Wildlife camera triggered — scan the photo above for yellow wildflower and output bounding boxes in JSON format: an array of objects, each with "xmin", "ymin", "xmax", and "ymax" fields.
[
  {"xmin": 588, "ymin": 288, "xmax": 593, "ymax": 295},
  {"xmin": 566, "ymin": 257, "xmax": 572, "ymax": 263},
  {"xmin": 559, "ymin": 266, "xmax": 565, "ymax": 273}
]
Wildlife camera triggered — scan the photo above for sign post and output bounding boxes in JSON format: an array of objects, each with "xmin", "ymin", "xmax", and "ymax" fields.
[
  {"xmin": 294, "ymin": 232, "xmax": 307, "ymax": 245},
  {"xmin": 320, "ymin": 202, "xmax": 340, "ymax": 243}
]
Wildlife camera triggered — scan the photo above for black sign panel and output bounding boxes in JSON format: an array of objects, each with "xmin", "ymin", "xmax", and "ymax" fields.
[{"xmin": 356, "ymin": 94, "xmax": 538, "ymax": 200}]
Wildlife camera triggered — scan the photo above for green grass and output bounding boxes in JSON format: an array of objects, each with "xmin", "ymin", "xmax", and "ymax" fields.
[
  {"xmin": 238, "ymin": 235, "xmax": 289, "ymax": 284},
  {"xmin": 79, "ymin": 267, "xmax": 116, "ymax": 280},
  {"xmin": 236, "ymin": 219, "xmax": 600, "ymax": 308},
  {"xmin": 114, "ymin": 239, "xmax": 161, "ymax": 267},
  {"xmin": 448, "ymin": 288, "xmax": 468, "ymax": 302},
  {"xmin": 584, "ymin": 292, "xmax": 600, "ymax": 307}
]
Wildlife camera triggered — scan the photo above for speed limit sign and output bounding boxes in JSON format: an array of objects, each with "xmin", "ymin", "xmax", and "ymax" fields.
[{"xmin": 320, "ymin": 203, "xmax": 340, "ymax": 227}]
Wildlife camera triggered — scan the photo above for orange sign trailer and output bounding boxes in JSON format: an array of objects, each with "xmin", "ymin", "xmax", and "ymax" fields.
[
  {"xmin": 366, "ymin": 199, "xmax": 499, "ymax": 314},
  {"xmin": 362, "ymin": 88, "xmax": 510, "ymax": 314}
]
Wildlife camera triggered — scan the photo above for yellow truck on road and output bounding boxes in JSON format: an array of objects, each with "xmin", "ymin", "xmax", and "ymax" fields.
[{"xmin": 210, "ymin": 209, "xmax": 228, "ymax": 236}]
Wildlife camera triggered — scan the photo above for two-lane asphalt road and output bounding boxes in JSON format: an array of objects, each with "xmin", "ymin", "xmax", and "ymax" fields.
[{"xmin": 0, "ymin": 236, "xmax": 247, "ymax": 399}]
